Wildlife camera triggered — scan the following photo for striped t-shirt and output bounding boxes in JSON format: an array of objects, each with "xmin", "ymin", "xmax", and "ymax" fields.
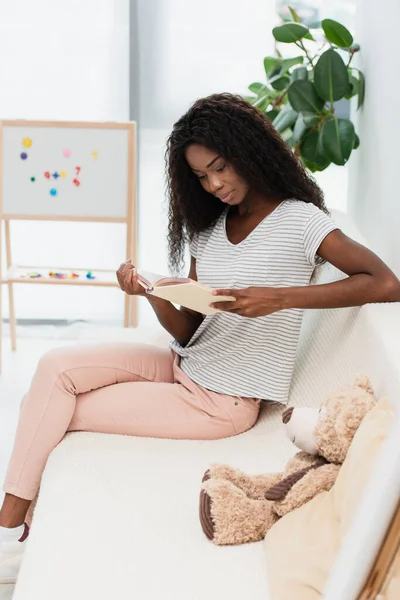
[{"xmin": 170, "ymin": 199, "xmax": 338, "ymax": 403}]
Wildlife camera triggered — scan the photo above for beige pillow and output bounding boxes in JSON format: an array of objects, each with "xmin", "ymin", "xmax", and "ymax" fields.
[{"xmin": 264, "ymin": 399, "xmax": 395, "ymax": 600}]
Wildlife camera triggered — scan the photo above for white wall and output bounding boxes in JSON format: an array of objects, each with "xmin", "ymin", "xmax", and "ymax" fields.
[
  {"xmin": 348, "ymin": 0, "xmax": 400, "ymax": 275},
  {"xmin": 0, "ymin": 0, "xmax": 130, "ymax": 322},
  {"xmin": 137, "ymin": 0, "xmax": 277, "ymax": 129}
]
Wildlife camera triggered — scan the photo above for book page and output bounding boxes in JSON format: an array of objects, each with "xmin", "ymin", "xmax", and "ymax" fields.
[
  {"xmin": 149, "ymin": 281, "xmax": 235, "ymax": 315},
  {"xmin": 136, "ymin": 269, "xmax": 167, "ymax": 290}
]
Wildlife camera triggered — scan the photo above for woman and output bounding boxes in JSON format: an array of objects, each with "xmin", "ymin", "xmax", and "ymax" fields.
[{"xmin": 0, "ymin": 93, "xmax": 399, "ymax": 582}]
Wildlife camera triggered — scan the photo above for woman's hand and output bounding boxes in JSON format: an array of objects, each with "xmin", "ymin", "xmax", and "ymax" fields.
[
  {"xmin": 210, "ymin": 287, "xmax": 285, "ymax": 318},
  {"xmin": 116, "ymin": 260, "xmax": 146, "ymax": 295}
]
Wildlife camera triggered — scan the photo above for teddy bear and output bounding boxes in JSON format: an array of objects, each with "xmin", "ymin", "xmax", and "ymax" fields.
[{"xmin": 199, "ymin": 376, "xmax": 376, "ymax": 546}]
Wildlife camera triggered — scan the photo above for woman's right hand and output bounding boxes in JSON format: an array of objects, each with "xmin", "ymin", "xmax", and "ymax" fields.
[{"xmin": 116, "ymin": 260, "xmax": 145, "ymax": 295}]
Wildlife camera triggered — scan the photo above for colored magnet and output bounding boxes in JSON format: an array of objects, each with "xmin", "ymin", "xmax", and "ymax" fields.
[
  {"xmin": 22, "ymin": 138, "xmax": 32, "ymax": 148},
  {"xmin": 25, "ymin": 272, "xmax": 43, "ymax": 279},
  {"xmin": 92, "ymin": 151, "xmax": 98, "ymax": 160},
  {"xmin": 68, "ymin": 273, "xmax": 79, "ymax": 279},
  {"xmin": 49, "ymin": 271, "xmax": 67, "ymax": 279},
  {"xmin": 60, "ymin": 170, "xmax": 67, "ymax": 178},
  {"xmin": 44, "ymin": 172, "xmax": 50, "ymax": 179},
  {"xmin": 63, "ymin": 149, "xmax": 71, "ymax": 157},
  {"xmin": 75, "ymin": 166, "xmax": 81, "ymax": 175},
  {"xmin": 30, "ymin": 177, "xmax": 35, "ymax": 182},
  {"xmin": 50, "ymin": 188, "xmax": 58, "ymax": 196},
  {"xmin": 52, "ymin": 172, "xmax": 60, "ymax": 179},
  {"xmin": 73, "ymin": 178, "xmax": 81, "ymax": 187},
  {"xmin": 20, "ymin": 152, "xmax": 28, "ymax": 160},
  {"xmin": 86, "ymin": 270, "xmax": 95, "ymax": 280}
]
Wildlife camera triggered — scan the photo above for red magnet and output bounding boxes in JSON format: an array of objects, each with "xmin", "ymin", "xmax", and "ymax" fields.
[
  {"xmin": 73, "ymin": 178, "xmax": 81, "ymax": 187},
  {"xmin": 44, "ymin": 172, "xmax": 50, "ymax": 179},
  {"xmin": 75, "ymin": 166, "xmax": 81, "ymax": 175}
]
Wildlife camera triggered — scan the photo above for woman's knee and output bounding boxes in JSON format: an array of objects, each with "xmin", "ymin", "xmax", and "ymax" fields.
[{"xmin": 36, "ymin": 345, "xmax": 76, "ymax": 376}]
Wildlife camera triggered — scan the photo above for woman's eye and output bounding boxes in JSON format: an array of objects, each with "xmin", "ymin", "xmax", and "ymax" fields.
[
  {"xmin": 216, "ymin": 164, "xmax": 226, "ymax": 172},
  {"xmin": 197, "ymin": 174, "xmax": 206, "ymax": 180}
]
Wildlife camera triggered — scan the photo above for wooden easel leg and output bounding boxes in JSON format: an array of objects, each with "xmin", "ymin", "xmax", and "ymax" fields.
[
  {"xmin": 0, "ymin": 281, "xmax": 2, "ymax": 374},
  {"xmin": 0, "ymin": 220, "xmax": 2, "ymax": 374},
  {"xmin": 124, "ymin": 293, "xmax": 130, "ymax": 328},
  {"xmin": 4, "ymin": 220, "xmax": 16, "ymax": 351},
  {"xmin": 130, "ymin": 295, "xmax": 137, "ymax": 328}
]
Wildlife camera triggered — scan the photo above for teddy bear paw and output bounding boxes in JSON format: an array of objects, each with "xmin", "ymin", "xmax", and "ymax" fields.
[{"xmin": 200, "ymin": 478, "xmax": 277, "ymax": 545}]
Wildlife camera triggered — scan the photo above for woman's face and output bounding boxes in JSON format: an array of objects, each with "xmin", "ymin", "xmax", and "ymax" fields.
[{"xmin": 185, "ymin": 144, "xmax": 250, "ymax": 206}]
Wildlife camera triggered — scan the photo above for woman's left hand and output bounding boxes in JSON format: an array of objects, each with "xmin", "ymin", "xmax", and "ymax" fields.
[{"xmin": 210, "ymin": 287, "xmax": 285, "ymax": 318}]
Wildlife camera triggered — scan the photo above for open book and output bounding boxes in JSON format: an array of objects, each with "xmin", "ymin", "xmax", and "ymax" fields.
[{"xmin": 136, "ymin": 270, "xmax": 235, "ymax": 315}]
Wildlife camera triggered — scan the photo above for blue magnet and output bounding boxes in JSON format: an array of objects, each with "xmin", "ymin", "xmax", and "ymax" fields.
[
  {"xmin": 52, "ymin": 171, "xmax": 60, "ymax": 179},
  {"xmin": 50, "ymin": 188, "xmax": 58, "ymax": 196},
  {"xmin": 21, "ymin": 152, "xmax": 28, "ymax": 160}
]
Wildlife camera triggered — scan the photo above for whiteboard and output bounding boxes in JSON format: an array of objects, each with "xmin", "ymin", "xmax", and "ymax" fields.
[{"xmin": 0, "ymin": 121, "xmax": 134, "ymax": 219}]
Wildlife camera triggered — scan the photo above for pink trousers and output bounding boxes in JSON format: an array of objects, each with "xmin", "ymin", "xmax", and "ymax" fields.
[{"xmin": 3, "ymin": 343, "xmax": 260, "ymax": 501}]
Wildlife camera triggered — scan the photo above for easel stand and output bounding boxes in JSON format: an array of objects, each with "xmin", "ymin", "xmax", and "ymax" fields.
[{"xmin": 0, "ymin": 120, "xmax": 138, "ymax": 373}]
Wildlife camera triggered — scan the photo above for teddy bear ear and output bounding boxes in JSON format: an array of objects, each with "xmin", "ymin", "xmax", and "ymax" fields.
[{"xmin": 354, "ymin": 375, "xmax": 374, "ymax": 395}]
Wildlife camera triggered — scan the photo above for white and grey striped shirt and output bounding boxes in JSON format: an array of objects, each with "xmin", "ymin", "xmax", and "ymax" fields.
[{"xmin": 170, "ymin": 199, "xmax": 338, "ymax": 403}]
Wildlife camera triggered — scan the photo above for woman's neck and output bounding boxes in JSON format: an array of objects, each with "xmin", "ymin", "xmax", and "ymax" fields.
[{"xmin": 235, "ymin": 191, "xmax": 283, "ymax": 218}]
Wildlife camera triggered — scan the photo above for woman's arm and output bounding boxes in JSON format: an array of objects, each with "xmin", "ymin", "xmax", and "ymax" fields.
[
  {"xmin": 282, "ymin": 230, "xmax": 400, "ymax": 309},
  {"xmin": 146, "ymin": 256, "xmax": 204, "ymax": 345},
  {"xmin": 210, "ymin": 230, "xmax": 400, "ymax": 317}
]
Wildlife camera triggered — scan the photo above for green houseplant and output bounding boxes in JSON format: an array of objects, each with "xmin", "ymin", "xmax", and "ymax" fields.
[{"xmin": 246, "ymin": 6, "xmax": 364, "ymax": 172}]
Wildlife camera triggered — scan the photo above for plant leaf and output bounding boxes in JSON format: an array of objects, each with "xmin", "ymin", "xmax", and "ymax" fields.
[
  {"xmin": 249, "ymin": 82, "xmax": 269, "ymax": 95},
  {"xmin": 320, "ymin": 117, "xmax": 355, "ymax": 165},
  {"xmin": 300, "ymin": 130, "xmax": 331, "ymax": 169},
  {"xmin": 273, "ymin": 22, "xmax": 309, "ymax": 43},
  {"xmin": 288, "ymin": 80, "xmax": 324, "ymax": 112},
  {"xmin": 265, "ymin": 109, "xmax": 279, "ymax": 122},
  {"xmin": 344, "ymin": 74, "xmax": 359, "ymax": 99},
  {"xmin": 357, "ymin": 71, "xmax": 365, "ymax": 110},
  {"xmin": 264, "ymin": 56, "xmax": 282, "ymax": 79},
  {"xmin": 322, "ymin": 19, "xmax": 353, "ymax": 48},
  {"xmin": 288, "ymin": 6, "xmax": 301, "ymax": 23},
  {"xmin": 291, "ymin": 66, "xmax": 308, "ymax": 83},
  {"xmin": 281, "ymin": 128, "xmax": 294, "ymax": 143},
  {"xmin": 291, "ymin": 113, "xmax": 308, "ymax": 145},
  {"xmin": 281, "ymin": 56, "xmax": 304, "ymax": 72},
  {"xmin": 303, "ymin": 158, "xmax": 319, "ymax": 172},
  {"xmin": 353, "ymin": 133, "xmax": 360, "ymax": 149},
  {"xmin": 272, "ymin": 105, "xmax": 298, "ymax": 133},
  {"xmin": 314, "ymin": 49, "xmax": 351, "ymax": 102},
  {"xmin": 253, "ymin": 94, "xmax": 271, "ymax": 110},
  {"xmin": 301, "ymin": 111, "xmax": 319, "ymax": 127},
  {"xmin": 270, "ymin": 75, "xmax": 291, "ymax": 90}
]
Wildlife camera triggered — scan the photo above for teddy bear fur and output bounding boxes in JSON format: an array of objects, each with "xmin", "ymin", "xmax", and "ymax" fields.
[{"xmin": 200, "ymin": 376, "xmax": 376, "ymax": 546}]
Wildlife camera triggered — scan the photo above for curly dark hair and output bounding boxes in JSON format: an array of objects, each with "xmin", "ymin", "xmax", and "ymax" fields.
[{"xmin": 165, "ymin": 92, "xmax": 326, "ymax": 271}]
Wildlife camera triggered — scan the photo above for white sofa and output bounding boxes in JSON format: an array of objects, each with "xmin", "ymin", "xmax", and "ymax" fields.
[{"xmin": 6, "ymin": 212, "xmax": 400, "ymax": 600}]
